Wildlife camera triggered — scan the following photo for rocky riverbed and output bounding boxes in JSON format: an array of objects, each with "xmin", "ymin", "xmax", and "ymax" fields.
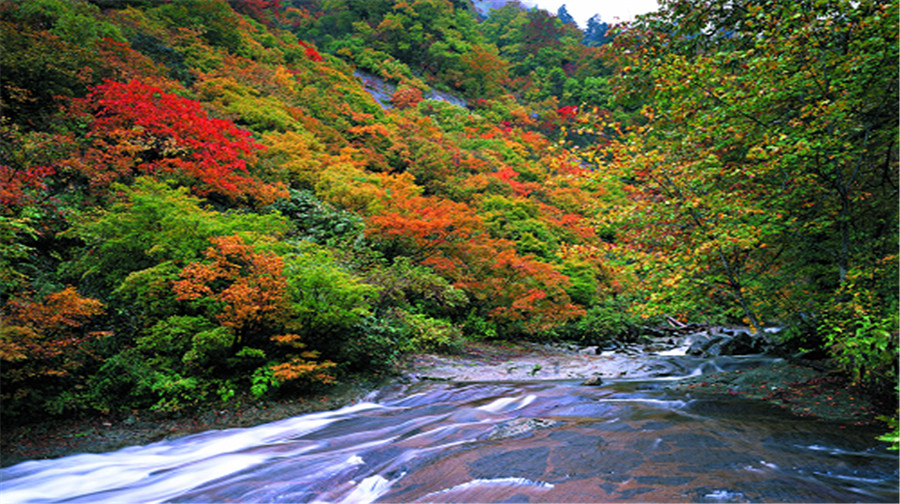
[{"xmin": 0, "ymin": 328, "xmax": 885, "ymax": 468}]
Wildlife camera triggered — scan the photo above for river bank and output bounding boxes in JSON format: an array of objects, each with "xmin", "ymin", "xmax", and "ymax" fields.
[{"xmin": 0, "ymin": 338, "xmax": 884, "ymax": 468}]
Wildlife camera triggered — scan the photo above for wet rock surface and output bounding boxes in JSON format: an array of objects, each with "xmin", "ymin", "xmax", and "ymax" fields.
[
  {"xmin": 0, "ymin": 326, "xmax": 882, "ymax": 469},
  {"xmin": 402, "ymin": 327, "xmax": 776, "ymax": 382},
  {"xmin": 3, "ymin": 352, "xmax": 896, "ymax": 503}
]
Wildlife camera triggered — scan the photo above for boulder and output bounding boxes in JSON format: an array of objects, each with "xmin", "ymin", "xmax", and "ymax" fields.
[
  {"xmin": 687, "ymin": 335, "xmax": 726, "ymax": 357},
  {"xmin": 719, "ymin": 332, "xmax": 765, "ymax": 355},
  {"xmin": 582, "ymin": 374, "xmax": 604, "ymax": 386},
  {"xmin": 688, "ymin": 332, "xmax": 772, "ymax": 358}
]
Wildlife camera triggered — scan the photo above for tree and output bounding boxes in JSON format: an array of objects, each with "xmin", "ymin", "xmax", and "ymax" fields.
[
  {"xmin": 0, "ymin": 286, "xmax": 105, "ymax": 418},
  {"xmin": 557, "ymin": 5, "xmax": 576, "ymax": 27},
  {"xmin": 605, "ymin": 0, "xmax": 897, "ymax": 366},
  {"xmin": 66, "ymin": 79, "xmax": 287, "ymax": 205},
  {"xmin": 583, "ymin": 14, "xmax": 612, "ymax": 47}
]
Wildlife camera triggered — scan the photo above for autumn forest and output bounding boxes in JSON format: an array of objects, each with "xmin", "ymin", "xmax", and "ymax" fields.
[{"xmin": 1, "ymin": 0, "xmax": 897, "ymax": 435}]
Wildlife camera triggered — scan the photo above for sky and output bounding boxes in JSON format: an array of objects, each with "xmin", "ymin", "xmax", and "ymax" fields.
[{"xmin": 523, "ymin": 0, "xmax": 660, "ymax": 27}]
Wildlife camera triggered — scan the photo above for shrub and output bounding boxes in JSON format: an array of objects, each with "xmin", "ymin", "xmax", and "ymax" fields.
[
  {"xmin": 398, "ymin": 311, "xmax": 463, "ymax": 354},
  {"xmin": 84, "ymin": 347, "xmax": 157, "ymax": 412}
]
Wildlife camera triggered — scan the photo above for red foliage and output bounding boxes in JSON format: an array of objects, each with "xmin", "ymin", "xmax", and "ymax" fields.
[
  {"xmin": 297, "ymin": 41, "xmax": 323, "ymax": 62},
  {"xmin": 0, "ymin": 165, "xmax": 54, "ymax": 210},
  {"xmin": 68, "ymin": 79, "xmax": 286, "ymax": 204},
  {"xmin": 491, "ymin": 165, "xmax": 535, "ymax": 196},
  {"xmin": 557, "ymin": 105, "xmax": 578, "ymax": 121}
]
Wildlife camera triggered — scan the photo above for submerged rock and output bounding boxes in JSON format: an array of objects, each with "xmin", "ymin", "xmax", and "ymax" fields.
[{"xmin": 485, "ymin": 418, "xmax": 558, "ymax": 440}]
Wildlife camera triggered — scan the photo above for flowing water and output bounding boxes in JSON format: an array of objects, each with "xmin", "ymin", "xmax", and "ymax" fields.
[{"xmin": 1, "ymin": 356, "xmax": 897, "ymax": 503}]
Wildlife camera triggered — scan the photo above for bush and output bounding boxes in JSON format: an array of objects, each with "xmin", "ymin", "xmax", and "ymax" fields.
[
  {"xmin": 365, "ymin": 256, "xmax": 468, "ymax": 319},
  {"xmin": 820, "ymin": 308, "xmax": 898, "ymax": 392},
  {"xmin": 84, "ymin": 348, "xmax": 157, "ymax": 412},
  {"xmin": 398, "ymin": 311, "xmax": 463, "ymax": 354},
  {"xmin": 462, "ymin": 310, "xmax": 499, "ymax": 341},
  {"xmin": 328, "ymin": 316, "xmax": 404, "ymax": 373},
  {"xmin": 268, "ymin": 189, "xmax": 364, "ymax": 247},
  {"xmin": 550, "ymin": 297, "xmax": 649, "ymax": 344}
]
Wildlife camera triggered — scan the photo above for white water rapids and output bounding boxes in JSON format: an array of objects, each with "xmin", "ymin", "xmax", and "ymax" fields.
[{"xmin": 2, "ymin": 355, "xmax": 897, "ymax": 503}]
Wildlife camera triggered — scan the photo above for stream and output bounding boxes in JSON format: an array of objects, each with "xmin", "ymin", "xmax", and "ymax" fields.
[{"xmin": 1, "ymin": 354, "xmax": 897, "ymax": 503}]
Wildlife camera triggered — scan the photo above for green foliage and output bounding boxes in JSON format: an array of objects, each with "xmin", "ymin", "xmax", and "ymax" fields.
[
  {"xmin": 876, "ymin": 389, "xmax": 899, "ymax": 450},
  {"xmin": 462, "ymin": 310, "xmax": 499, "ymax": 341},
  {"xmin": 250, "ymin": 365, "xmax": 280, "ymax": 399},
  {"xmin": 13, "ymin": 0, "xmax": 125, "ymax": 46},
  {"xmin": 70, "ymin": 178, "xmax": 288, "ymax": 293},
  {"xmin": 550, "ymin": 296, "xmax": 650, "ymax": 344},
  {"xmin": 336, "ymin": 316, "xmax": 404, "ymax": 371},
  {"xmin": 397, "ymin": 311, "xmax": 462, "ymax": 354},
  {"xmin": 0, "ymin": 215, "xmax": 39, "ymax": 298},
  {"xmin": 820, "ymin": 309, "xmax": 898, "ymax": 391},
  {"xmin": 138, "ymin": 315, "xmax": 214, "ymax": 365},
  {"xmin": 217, "ymin": 379, "xmax": 237, "ymax": 403},
  {"xmin": 150, "ymin": 0, "xmax": 246, "ymax": 56},
  {"xmin": 130, "ymin": 31, "xmax": 196, "ymax": 85},
  {"xmin": 269, "ymin": 189, "xmax": 364, "ymax": 246},
  {"xmin": 365, "ymin": 256, "xmax": 468, "ymax": 318},
  {"xmin": 150, "ymin": 372, "xmax": 205, "ymax": 413},
  {"xmin": 282, "ymin": 242, "xmax": 379, "ymax": 353},
  {"xmin": 182, "ymin": 327, "xmax": 234, "ymax": 369},
  {"xmin": 84, "ymin": 348, "xmax": 157, "ymax": 412}
]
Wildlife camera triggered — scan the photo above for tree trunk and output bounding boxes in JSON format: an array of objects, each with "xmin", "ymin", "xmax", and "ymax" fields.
[{"xmin": 717, "ymin": 245, "xmax": 761, "ymax": 332}]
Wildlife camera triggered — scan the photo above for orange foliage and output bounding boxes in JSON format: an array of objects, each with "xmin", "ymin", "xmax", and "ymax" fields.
[
  {"xmin": 367, "ymin": 195, "xmax": 481, "ymax": 249},
  {"xmin": 174, "ymin": 235, "xmax": 288, "ymax": 334},
  {"xmin": 1, "ymin": 287, "xmax": 106, "ymax": 384},
  {"xmin": 269, "ymin": 352, "xmax": 336, "ymax": 384},
  {"xmin": 391, "ymin": 87, "xmax": 424, "ymax": 109}
]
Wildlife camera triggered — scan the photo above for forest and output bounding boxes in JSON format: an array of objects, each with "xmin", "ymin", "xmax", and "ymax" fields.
[{"xmin": 0, "ymin": 0, "xmax": 897, "ymax": 440}]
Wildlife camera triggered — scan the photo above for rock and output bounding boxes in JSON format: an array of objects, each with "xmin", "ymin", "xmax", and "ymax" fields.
[
  {"xmin": 720, "ymin": 332, "xmax": 764, "ymax": 355},
  {"xmin": 687, "ymin": 335, "xmax": 726, "ymax": 357},
  {"xmin": 600, "ymin": 342, "xmax": 618, "ymax": 352},
  {"xmin": 704, "ymin": 341, "xmax": 724, "ymax": 357},
  {"xmin": 686, "ymin": 330, "xmax": 773, "ymax": 358},
  {"xmin": 643, "ymin": 343, "xmax": 669, "ymax": 353},
  {"xmin": 579, "ymin": 346, "xmax": 599, "ymax": 355},
  {"xmin": 485, "ymin": 418, "xmax": 558, "ymax": 440},
  {"xmin": 582, "ymin": 374, "xmax": 604, "ymax": 386}
]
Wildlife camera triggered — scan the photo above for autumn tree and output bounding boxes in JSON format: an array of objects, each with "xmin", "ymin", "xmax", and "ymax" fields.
[
  {"xmin": 606, "ymin": 0, "xmax": 898, "ymax": 384},
  {"xmin": 66, "ymin": 79, "xmax": 286, "ymax": 205},
  {"xmin": 0, "ymin": 286, "xmax": 105, "ymax": 419}
]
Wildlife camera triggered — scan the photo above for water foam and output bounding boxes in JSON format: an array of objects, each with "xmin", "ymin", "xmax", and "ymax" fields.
[
  {"xmin": 477, "ymin": 395, "xmax": 537, "ymax": 413},
  {"xmin": 0, "ymin": 402, "xmax": 385, "ymax": 504},
  {"xmin": 420, "ymin": 477, "xmax": 555, "ymax": 499}
]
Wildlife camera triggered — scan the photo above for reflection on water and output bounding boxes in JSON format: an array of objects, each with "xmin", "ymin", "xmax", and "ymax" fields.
[{"xmin": 2, "ymin": 359, "xmax": 897, "ymax": 503}]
